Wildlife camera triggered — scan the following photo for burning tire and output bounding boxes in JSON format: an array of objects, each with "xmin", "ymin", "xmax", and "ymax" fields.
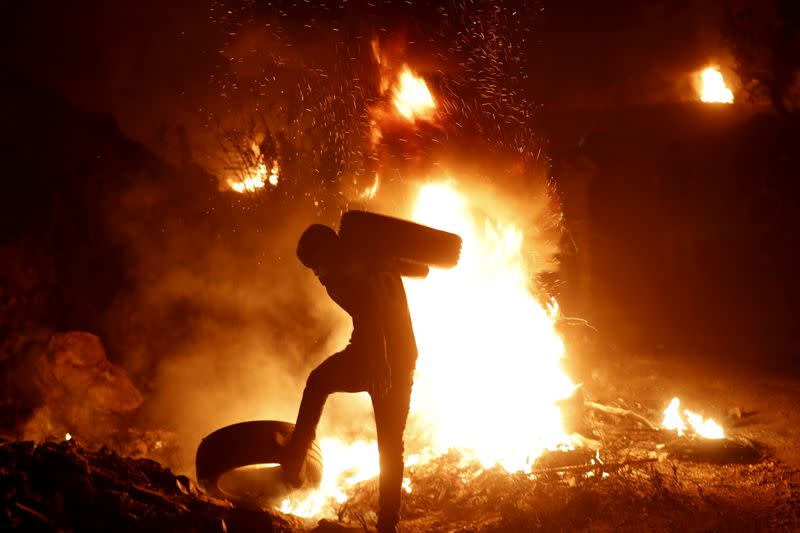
[
  {"xmin": 340, "ymin": 210, "xmax": 462, "ymax": 268},
  {"xmin": 195, "ymin": 421, "xmax": 322, "ymax": 505}
]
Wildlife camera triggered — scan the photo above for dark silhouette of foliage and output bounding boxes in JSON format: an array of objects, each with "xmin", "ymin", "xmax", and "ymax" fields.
[{"xmin": 722, "ymin": 0, "xmax": 800, "ymax": 114}]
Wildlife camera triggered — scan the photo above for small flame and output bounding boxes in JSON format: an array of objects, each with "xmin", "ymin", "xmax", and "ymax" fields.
[
  {"xmin": 227, "ymin": 142, "xmax": 279, "ymax": 193},
  {"xmin": 699, "ymin": 67, "xmax": 734, "ymax": 104},
  {"xmin": 661, "ymin": 397, "xmax": 724, "ymax": 439},
  {"xmin": 65, "ymin": 433, "xmax": 72, "ymax": 441},
  {"xmin": 368, "ymin": 50, "xmax": 438, "ymax": 146},
  {"xmin": 661, "ymin": 397, "xmax": 687, "ymax": 435},
  {"xmin": 360, "ymin": 174, "xmax": 380, "ymax": 200},
  {"xmin": 683, "ymin": 409, "xmax": 725, "ymax": 439},
  {"xmin": 391, "ymin": 65, "xmax": 436, "ymax": 122},
  {"xmin": 267, "ymin": 162, "xmax": 279, "ymax": 186}
]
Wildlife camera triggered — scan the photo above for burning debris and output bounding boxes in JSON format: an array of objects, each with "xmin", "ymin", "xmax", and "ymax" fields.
[
  {"xmin": 661, "ymin": 396, "xmax": 724, "ymax": 440},
  {"xmin": 226, "ymin": 139, "xmax": 280, "ymax": 193},
  {"xmin": 657, "ymin": 397, "xmax": 764, "ymax": 465}
]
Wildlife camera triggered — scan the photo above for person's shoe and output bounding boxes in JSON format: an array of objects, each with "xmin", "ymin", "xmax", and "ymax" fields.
[
  {"xmin": 312, "ymin": 519, "xmax": 369, "ymax": 532},
  {"xmin": 281, "ymin": 455, "xmax": 305, "ymax": 488},
  {"xmin": 281, "ymin": 441, "xmax": 309, "ymax": 489},
  {"xmin": 376, "ymin": 520, "xmax": 398, "ymax": 533}
]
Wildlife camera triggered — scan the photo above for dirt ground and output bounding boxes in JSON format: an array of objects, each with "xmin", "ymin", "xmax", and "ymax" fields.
[
  {"xmin": 563, "ymin": 349, "xmax": 800, "ymax": 531},
  {"xmin": 593, "ymin": 350, "xmax": 800, "ymax": 470}
]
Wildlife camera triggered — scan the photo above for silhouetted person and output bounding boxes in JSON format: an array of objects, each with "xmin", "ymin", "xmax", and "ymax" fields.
[{"xmin": 284, "ymin": 224, "xmax": 418, "ymax": 533}]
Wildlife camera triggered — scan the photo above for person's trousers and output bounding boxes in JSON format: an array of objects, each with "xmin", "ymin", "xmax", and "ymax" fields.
[{"xmin": 289, "ymin": 347, "xmax": 413, "ymax": 532}]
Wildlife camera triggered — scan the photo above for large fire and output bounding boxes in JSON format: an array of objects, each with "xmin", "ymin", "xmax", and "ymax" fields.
[
  {"xmin": 698, "ymin": 67, "xmax": 734, "ymax": 104},
  {"xmin": 405, "ymin": 183, "xmax": 574, "ymax": 471},
  {"xmin": 280, "ymin": 182, "xmax": 576, "ymax": 517}
]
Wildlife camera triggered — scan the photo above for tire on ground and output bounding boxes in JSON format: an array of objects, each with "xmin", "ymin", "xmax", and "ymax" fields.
[
  {"xmin": 339, "ymin": 210, "xmax": 462, "ymax": 269},
  {"xmin": 195, "ymin": 420, "xmax": 322, "ymax": 502}
]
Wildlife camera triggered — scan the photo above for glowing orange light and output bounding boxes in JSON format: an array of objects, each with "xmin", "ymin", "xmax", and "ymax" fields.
[
  {"xmin": 391, "ymin": 66, "xmax": 436, "ymax": 122},
  {"xmin": 360, "ymin": 174, "xmax": 380, "ymax": 200},
  {"xmin": 661, "ymin": 397, "xmax": 724, "ymax": 439},
  {"xmin": 405, "ymin": 183, "xmax": 574, "ymax": 472},
  {"xmin": 227, "ymin": 142, "xmax": 280, "ymax": 193},
  {"xmin": 699, "ymin": 67, "xmax": 734, "ymax": 104}
]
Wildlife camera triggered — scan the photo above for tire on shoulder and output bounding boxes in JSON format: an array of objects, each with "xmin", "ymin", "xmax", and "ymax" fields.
[{"xmin": 339, "ymin": 210, "xmax": 462, "ymax": 269}]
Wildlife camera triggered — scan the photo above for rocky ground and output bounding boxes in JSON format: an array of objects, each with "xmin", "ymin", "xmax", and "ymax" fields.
[
  {"xmin": 2, "ymin": 347, "xmax": 799, "ymax": 532},
  {"xmin": 0, "ymin": 437, "xmax": 302, "ymax": 532}
]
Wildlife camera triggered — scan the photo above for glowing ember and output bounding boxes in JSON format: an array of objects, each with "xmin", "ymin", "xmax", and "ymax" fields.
[
  {"xmin": 279, "ymin": 181, "xmax": 575, "ymax": 517},
  {"xmin": 227, "ymin": 142, "xmax": 279, "ymax": 193},
  {"xmin": 391, "ymin": 65, "xmax": 436, "ymax": 122},
  {"xmin": 65, "ymin": 433, "xmax": 72, "ymax": 441},
  {"xmin": 661, "ymin": 397, "xmax": 724, "ymax": 439},
  {"xmin": 698, "ymin": 67, "xmax": 734, "ymax": 104}
]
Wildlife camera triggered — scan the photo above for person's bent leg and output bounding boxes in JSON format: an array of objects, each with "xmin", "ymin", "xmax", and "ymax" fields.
[{"xmin": 285, "ymin": 349, "xmax": 368, "ymax": 485}]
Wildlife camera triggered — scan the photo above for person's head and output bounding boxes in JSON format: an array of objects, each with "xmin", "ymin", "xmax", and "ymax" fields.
[{"xmin": 296, "ymin": 224, "xmax": 339, "ymax": 276}]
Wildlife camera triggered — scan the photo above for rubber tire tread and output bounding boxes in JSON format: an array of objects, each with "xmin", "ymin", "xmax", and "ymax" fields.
[
  {"xmin": 195, "ymin": 420, "xmax": 322, "ymax": 498},
  {"xmin": 340, "ymin": 210, "xmax": 462, "ymax": 268}
]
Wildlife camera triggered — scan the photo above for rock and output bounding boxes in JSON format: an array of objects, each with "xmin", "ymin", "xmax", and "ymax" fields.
[
  {"xmin": 21, "ymin": 332, "xmax": 142, "ymax": 444},
  {"xmin": 0, "ymin": 327, "xmax": 52, "ymax": 415}
]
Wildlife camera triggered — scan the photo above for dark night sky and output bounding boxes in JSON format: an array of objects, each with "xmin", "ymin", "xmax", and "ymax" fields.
[{"xmin": 1, "ymin": 0, "xmax": 727, "ymax": 161}]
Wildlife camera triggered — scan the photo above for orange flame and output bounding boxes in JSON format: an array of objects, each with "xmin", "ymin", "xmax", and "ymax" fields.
[
  {"xmin": 227, "ymin": 142, "xmax": 279, "ymax": 193},
  {"xmin": 359, "ymin": 174, "xmax": 380, "ymax": 200},
  {"xmin": 661, "ymin": 397, "xmax": 724, "ymax": 439},
  {"xmin": 391, "ymin": 65, "xmax": 436, "ymax": 122},
  {"xmin": 405, "ymin": 183, "xmax": 574, "ymax": 472},
  {"xmin": 698, "ymin": 67, "xmax": 734, "ymax": 104}
]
